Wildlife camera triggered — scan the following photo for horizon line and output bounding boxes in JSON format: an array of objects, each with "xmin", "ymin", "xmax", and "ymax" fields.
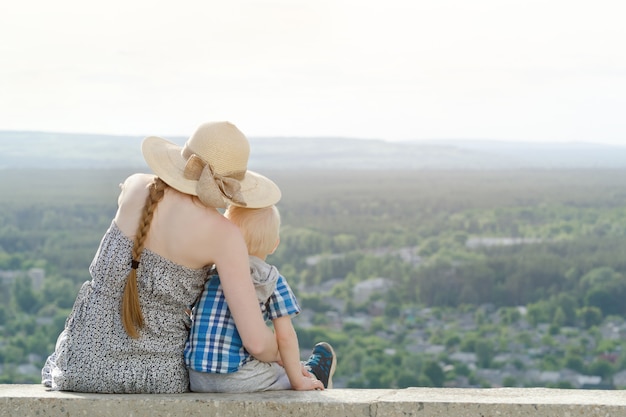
[{"xmin": 0, "ymin": 128, "xmax": 624, "ymax": 147}]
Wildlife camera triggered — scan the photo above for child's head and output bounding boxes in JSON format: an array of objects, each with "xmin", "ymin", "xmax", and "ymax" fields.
[{"xmin": 225, "ymin": 205, "xmax": 281, "ymax": 258}]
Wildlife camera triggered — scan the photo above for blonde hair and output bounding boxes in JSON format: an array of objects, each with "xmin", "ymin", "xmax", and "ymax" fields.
[
  {"xmin": 225, "ymin": 205, "xmax": 280, "ymax": 257},
  {"xmin": 121, "ymin": 177, "xmax": 168, "ymax": 338}
]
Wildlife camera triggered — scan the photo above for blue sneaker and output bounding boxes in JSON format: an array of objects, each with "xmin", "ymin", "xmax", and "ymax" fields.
[{"xmin": 305, "ymin": 342, "xmax": 337, "ymax": 389}]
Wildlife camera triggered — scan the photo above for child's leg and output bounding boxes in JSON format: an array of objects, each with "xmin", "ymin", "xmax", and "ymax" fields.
[{"xmin": 189, "ymin": 360, "xmax": 291, "ymax": 393}]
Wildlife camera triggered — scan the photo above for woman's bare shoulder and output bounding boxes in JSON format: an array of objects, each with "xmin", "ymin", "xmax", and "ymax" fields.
[
  {"xmin": 114, "ymin": 173, "xmax": 156, "ymax": 234},
  {"xmin": 117, "ymin": 174, "xmax": 153, "ymax": 203},
  {"xmin": 121, "ymin": 173, "xmax": 155, "ymax": 190}
]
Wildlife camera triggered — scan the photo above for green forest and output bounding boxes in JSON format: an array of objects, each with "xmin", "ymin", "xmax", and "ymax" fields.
[{"xmin": 1, "ymin": 168, "xmax": 626, "ymax": 389}]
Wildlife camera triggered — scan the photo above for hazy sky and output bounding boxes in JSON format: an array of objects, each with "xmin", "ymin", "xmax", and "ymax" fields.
[{"xmin": 1, "ymin": 0, "xmax": 625, "ymax": 144}]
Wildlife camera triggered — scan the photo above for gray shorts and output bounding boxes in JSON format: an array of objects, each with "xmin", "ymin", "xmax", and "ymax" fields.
[{"xmin": 188, "ymin": 359, "xmax": 292, "ymax": 393}]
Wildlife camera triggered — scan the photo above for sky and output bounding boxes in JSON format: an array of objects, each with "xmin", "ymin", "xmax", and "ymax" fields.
[{"xmin": 1, "ymin": 0, "xmax": 625, "ymax": 144}]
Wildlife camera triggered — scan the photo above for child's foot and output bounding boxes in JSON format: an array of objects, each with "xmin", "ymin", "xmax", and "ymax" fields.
[{"xmin": 305, "ymin": 342, "xmax": 337, "ymax": 389}]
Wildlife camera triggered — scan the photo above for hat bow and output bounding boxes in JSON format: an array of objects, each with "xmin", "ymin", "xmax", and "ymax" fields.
[{"xmin": 183, "ymin": 154, "xmax": 247, "ymax": 208}]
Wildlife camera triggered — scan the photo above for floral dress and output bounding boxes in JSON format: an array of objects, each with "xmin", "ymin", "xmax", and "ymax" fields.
[{"xmin": 42, "ymin": 221, "xmax": 209, "ymax": 393}]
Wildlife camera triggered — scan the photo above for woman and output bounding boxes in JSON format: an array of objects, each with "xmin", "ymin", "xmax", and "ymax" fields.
[{"xmin": 42, "ymin": 121, "xmax": 282, "ymax": 393}]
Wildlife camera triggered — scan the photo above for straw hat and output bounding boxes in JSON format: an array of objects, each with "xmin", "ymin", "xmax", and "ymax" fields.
[{"xmin": 142, "ymin": 121, "xmax": 281, "ymax": 208}]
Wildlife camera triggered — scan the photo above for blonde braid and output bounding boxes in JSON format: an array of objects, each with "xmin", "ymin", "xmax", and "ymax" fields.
[{"xmin": 121, "ymin": 177, "xmax": 168, "ymax": 338}]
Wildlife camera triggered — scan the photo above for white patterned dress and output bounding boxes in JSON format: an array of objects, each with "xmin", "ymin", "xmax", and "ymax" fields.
[{"xmin": 42, "ymin": 221, "xmax": 209, "ymax": 393}]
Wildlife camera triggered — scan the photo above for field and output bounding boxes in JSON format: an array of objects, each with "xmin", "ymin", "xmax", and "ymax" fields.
[{"xmin": 1, "ymin": 168, "xmax": 626, "ymax": 388}]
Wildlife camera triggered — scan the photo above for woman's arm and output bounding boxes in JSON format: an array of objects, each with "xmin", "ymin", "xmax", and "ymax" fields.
[
  {"xmin": 212, "ymin": 220, "xmax": 280, "ymax": 362},
  {"xmin": 274, "ymin": 316, "xmax": 324, "ymax": 390}
]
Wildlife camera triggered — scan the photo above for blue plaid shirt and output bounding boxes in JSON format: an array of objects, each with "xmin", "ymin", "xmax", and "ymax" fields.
[{"xmin": 184, "ymin": 271, "xmax": 300, "ymax": 374}]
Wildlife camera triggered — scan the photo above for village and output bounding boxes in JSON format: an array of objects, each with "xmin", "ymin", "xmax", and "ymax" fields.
[{"xmin": 297, "ymin": 270, "xmax": 626, "ymax": 389}]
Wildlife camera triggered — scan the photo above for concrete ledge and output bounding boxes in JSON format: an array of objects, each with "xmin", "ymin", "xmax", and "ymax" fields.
[{"xmin": 2, "ymin": 385, "xmax": 626, "ymax": 417}]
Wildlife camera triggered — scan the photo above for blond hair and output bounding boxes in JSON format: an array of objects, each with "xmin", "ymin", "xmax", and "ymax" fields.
[
  {"xmin": 121, "ymin": 177, "xmax": 168, "ymax": 338},
  {"xmin": 225, "ymin": 205, "xmax": 280, "ymax": 257}
]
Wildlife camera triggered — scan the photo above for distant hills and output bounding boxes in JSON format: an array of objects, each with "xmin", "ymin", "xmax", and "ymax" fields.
[{"xmin": 1, "ymin": 130, "xmax": 626, "ymax": 170}]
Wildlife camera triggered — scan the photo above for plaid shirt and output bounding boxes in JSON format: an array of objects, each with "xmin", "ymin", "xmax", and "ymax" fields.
[{"xmin": 184, "ymin": 271, "xmax": 300, "ymax": 374}]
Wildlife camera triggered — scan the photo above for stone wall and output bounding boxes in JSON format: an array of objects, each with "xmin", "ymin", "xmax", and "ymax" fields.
[{"xmin": 2, "ymin": 385, "xmax": 626, "ymax": 417}]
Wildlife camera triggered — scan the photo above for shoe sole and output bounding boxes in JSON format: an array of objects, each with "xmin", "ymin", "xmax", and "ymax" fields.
[{"xmin": 321, "ymin": 342, "xmax": 337, "ymax": 389}]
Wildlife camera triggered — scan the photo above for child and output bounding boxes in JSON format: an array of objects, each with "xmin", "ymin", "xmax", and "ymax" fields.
[{"xmin": 184, "ymin": 205, "xmax": 336, "ymax": 392}]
